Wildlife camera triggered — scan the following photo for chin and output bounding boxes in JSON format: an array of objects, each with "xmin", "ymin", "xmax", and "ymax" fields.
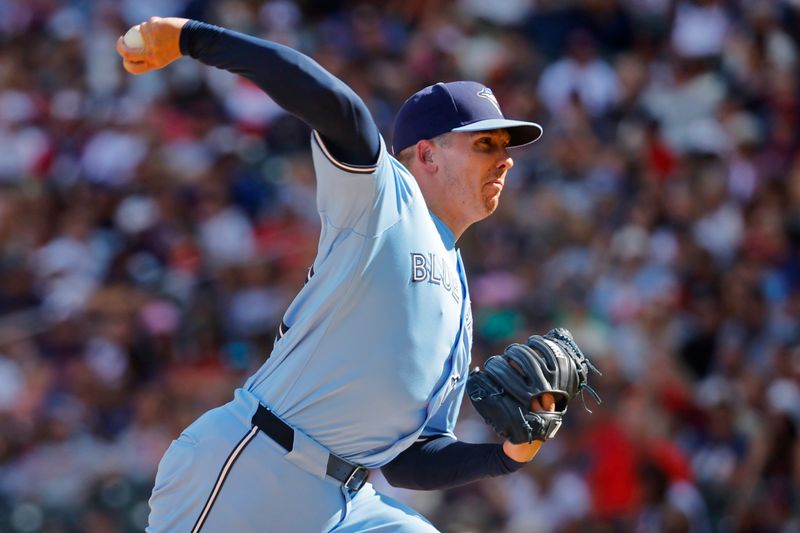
[{"xmin": 484, "ymin": 196, "xmax": 500, "ymax": 214}]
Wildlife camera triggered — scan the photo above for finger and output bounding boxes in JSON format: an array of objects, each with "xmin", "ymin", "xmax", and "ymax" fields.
[
  {"xmin": 137, "ymin": 18, "xmax": 165, "ymax": 47},
  {"xmin": 530, "ymin": 392, "xmax": 556, "ymax": 412},
  {"xmin": 530, "ymin": 397, "xmax": 542, "ymax": 411},
  {"xmin": 115, "ymin": 36, "xmax": 127, "ymax": 57},
  {"xmin": 115, "ymin": 36, "xmax": 147, "ymax": 62},
  {"xmin": 123, "ymin": 59, "xmax": 149, "ymax": 75},
  {"xmin": 540, "ymin": 392, "xmax": 555, "ymax": 411}
]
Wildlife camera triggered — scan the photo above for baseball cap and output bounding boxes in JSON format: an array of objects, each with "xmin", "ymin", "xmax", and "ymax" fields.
[{"xmin": 391, "ymin": 81, "xmax": 543, "ymax": 154}]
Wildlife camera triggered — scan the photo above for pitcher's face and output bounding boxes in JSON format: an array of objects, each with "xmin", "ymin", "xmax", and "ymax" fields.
[{"xmin": 436, "ymin": 129, "xmax": 514, "ymax": 224}]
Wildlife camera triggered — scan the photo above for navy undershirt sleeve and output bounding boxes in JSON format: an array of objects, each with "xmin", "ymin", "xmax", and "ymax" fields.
[
  {"xmin": 380, "ymin": 435, "xmax": 527, "ymax": 491},
  {"xmin": 179, "ymin": 20, "xmax": 380, "ymax": 166}
]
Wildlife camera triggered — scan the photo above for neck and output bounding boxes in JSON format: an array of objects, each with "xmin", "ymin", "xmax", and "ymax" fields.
[
  {"xmin": 408, "ymin": 163, "xmax": 469, "ymax": 239},
  {"xmin": 424, "ymin": 197, "xmax": 467, "ymax": 241}
]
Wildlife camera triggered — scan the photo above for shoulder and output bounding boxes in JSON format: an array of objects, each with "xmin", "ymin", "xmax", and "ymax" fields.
[{"xmin": 311, "ymin": 130, "xmax": 382, "ymax": 175}]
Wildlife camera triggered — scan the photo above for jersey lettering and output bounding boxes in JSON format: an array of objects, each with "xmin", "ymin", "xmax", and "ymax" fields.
[
  {"xmin": 411, "ymin": 253, "xmax": 427, "ymax": 282},
  {"xmin": 409, "ymin": 252, "xmax": 460, "ymax": 304}
]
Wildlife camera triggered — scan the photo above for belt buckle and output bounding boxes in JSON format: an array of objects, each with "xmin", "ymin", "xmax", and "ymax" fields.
[{"xmin": 343, "ymin": 465, "xmax": 369, "ymax": 493}]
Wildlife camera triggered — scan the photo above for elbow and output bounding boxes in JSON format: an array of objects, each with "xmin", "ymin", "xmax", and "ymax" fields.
[
  {"xmin": 381, "ymin": 465, "xmax": 427, "ymax": 491},
  {"xmin": 381, "ymin": 465, "xmax": 411, "ymax": 489},
  {"xmin": 382, "ymin": 467, "xmax": 442, "ymax": 491},
  {"xmin": 315, "ymin": 80, "xmax": 364, "ymax": 124}
]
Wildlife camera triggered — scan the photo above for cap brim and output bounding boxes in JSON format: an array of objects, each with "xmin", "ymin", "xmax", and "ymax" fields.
[{"xmin": 451, "ymin": 119, "xmax": 543, "ymax": 147}]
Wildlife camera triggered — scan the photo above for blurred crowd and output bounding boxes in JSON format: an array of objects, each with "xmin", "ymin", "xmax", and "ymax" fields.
[{"xmin": 0, "ymin": 0, "xmax": 799, "ymax": 531}]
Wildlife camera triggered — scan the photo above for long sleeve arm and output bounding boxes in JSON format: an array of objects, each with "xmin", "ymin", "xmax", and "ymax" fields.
[
  {"xmin": 381, "ymin": 435, "xmax": 526, "ymax": 491},
  {"xmin": 180, "ymin": 21, "xmax": 380, "ymax": 166}
]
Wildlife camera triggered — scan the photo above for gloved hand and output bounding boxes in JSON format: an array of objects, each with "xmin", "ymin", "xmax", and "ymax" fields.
[{"xmin": 467, "ymin": 328, "xmax": 601, "ymax": 444}]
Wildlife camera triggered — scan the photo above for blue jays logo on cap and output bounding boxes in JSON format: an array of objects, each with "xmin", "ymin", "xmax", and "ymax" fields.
[
  {"xmin": 392, "ymin": 81, "xmax": 543, "ymax": 155},
  {"xmin": 476, "ymin": 87, "xmax": 502, "ymax": 114}
]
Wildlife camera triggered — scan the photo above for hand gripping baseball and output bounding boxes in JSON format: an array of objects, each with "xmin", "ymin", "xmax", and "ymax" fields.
[
  {"xmin": 467, "ymin": 328, "xmax": 601, "ymax": 444},
  {"xmin": 116, "ymin": 17, "xmax": 189, "ymax": 75}
]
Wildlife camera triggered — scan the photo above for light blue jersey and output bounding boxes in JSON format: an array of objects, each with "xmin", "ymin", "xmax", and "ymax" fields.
[
  {"xmin": 244, "ymin": 131, "xmax": 473, "ymax": 467},
  {"xmin": 147, "ymin": 132, "xmax": 475, "ymax": 532}
]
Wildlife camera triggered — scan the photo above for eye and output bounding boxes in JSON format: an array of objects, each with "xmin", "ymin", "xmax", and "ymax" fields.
[{"xmin": 475, "ymin": 136, "xmax": 510, "ymax": 149}]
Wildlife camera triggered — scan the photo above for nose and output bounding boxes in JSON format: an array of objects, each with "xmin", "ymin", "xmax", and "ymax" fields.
[{"xmin": 498, "ymin": 148, "xmax": 514, "ymax": 171}]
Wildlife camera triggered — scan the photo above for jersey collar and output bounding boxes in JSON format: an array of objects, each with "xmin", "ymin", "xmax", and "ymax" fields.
[{"xmin": 429, "ymin": 212, "xmax": 457, "ymax": 250}]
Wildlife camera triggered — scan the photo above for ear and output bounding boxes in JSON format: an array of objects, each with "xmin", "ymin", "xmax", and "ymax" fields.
[{"xmin": 415, "ymin": 140, "xmax": 438, "ymax": 172}]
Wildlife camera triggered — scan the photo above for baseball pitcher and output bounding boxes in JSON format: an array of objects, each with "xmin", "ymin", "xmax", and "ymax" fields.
[{"xmin": 116, "ymin": 16, "xmax": 600, "ymax": 532}]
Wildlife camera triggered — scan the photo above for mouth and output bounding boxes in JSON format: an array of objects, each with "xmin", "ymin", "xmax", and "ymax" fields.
[{"xmin": 483, "ymin": 179, "xmax": 504, "ymax": 193}]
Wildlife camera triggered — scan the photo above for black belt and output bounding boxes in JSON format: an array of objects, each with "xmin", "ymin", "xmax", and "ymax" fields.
[{"xmin": 252, "ymin": 404, "xmax": 369, "ymax": 493}]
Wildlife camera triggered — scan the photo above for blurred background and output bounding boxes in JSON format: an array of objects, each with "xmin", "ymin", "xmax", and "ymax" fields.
[{"xmin": 0, "ymin": 0, "xmax": 799, "ymax": 531}]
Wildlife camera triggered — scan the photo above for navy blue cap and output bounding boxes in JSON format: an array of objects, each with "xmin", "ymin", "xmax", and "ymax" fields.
[{"xmin": 391, "ymin": 81, "xmax": 543, "ymax": 154}]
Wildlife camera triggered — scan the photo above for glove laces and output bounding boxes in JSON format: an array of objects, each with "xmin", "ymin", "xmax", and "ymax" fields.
[
  {"xmin": 550, "ymin": 329, "xmax": 603, "ymax": 413},
  {"xmin": 578, "ymin": 382, "xmax": 602, "ymax": 413},
  {"xmin": 517, "ymin": 407, "xmax": 534, "ymax": 443}
]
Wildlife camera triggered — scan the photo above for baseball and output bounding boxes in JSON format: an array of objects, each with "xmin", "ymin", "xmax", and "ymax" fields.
[{"xmin": 123, "ymin": 26, "xmax": 145, "ymax": 49}]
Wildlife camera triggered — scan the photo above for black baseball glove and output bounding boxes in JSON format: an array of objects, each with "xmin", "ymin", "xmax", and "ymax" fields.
[{"xmin": 466, "ymin": 328, "xmax": 601, "ymax": 444}]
